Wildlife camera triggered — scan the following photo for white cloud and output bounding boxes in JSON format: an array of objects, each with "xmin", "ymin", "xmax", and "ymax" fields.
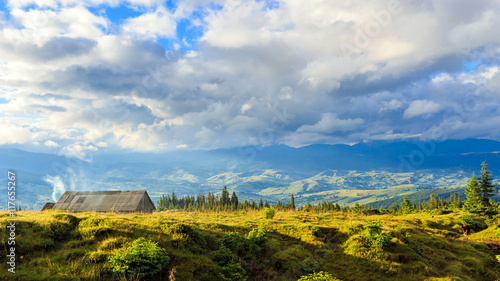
[
  {"xmin": 240, "ymin": 103, "xmax": 252, "ymax": 114},
  {"xmin": 44, "ymin": 140, "xmax": 60, "ymax": 147},
  {"xmin": 122, "ymin": 7, "xmax": 176, "ymax": 39},
  {"xmin": 403, "ymin": 100, "xmax": 442, "ymax": 119},
  {"xmin": 2, "ymin": 1, "xmax": 500, "ymax": 152},
  {"xmin": 297, "ymin": 113, "xmax": 364, "ymax": 133},
  {"xmin": 432, "ymin": 73, "xmax": 453, "ymax": 83},
  {"xmin": 379, "ymin": 99, "xmax": 403, "ymax": 112}
]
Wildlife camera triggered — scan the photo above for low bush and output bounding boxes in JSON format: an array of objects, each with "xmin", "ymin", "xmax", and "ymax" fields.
[
  {"xmin": 262, "ymin": 207, "xmax": 276, "ymax": 219},
  {"xmin": 299, "ymin": 257, "xmax": 320, "ymax": 274},
  {"xmin": 343, "ymin": 220, "xmax": 389, "ymax": 260},
  {"xmin": 460, "ymin": 215, "xmax": 488, "ymax": 232},
  {"xmin": 210, "ymin": 246, "xmax": 248, "ymax": 281},
  {"xmin": 246, "ymin": 226, "xmax": 268, "ymax": 245},
  {"xmin": 108, "ymin": 237, "xmax": 169, "ymax": 279},
  {"xmin": 219, "ymin": 232, "xmax": 242, "ymax": 252},
  {"xmin": 45, "ymin": 221, "xmax": 75, "ymax": 241}
]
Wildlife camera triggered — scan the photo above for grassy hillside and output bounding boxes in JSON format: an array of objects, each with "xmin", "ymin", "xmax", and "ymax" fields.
[{"xmin": 1, "ymin": 209, "xmax": 500, "ymax": 280}]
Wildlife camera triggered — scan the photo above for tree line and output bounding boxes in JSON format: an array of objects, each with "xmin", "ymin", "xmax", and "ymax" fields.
[
  {"xmin": 157, "ymin": 163, "xmax": 496, "ymax": 216},
  {"xmin": 300, "ymin": 162, "xmax": 497, "ymax": 216},
  {"xmin": 156, "ymin": 186, "xmax": 296, "ymax": 212}
]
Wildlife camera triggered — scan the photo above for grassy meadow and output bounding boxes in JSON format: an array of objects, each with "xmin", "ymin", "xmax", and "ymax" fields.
[{"xmin": 1, "ymin": 209, "xmax": 500, "ymax": 280}]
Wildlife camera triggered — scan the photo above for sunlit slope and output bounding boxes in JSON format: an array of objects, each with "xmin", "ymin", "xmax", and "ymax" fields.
[{"xmin": 1, "ymin": 210, "xmax": 499, "ymax": 280}]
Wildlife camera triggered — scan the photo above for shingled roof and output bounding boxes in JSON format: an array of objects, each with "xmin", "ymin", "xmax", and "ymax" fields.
[{"xmin": 52, "ymin": 190, "xmax": 156, "ymax": 212}]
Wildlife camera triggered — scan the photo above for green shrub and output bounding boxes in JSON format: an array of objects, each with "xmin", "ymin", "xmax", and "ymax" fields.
[
  {"xmin": 460, "ymin": 215, "xmax": 488, "ymax": 232},
  {"xmin": 108, "ymin": 238, "xmax": 169, "ymax": 279},
  {"xmin": 210, "ymin": 246, "xmax": 248, "ymax": 281},
  {"xmin": 219, "ymin": 232, "xmax": 242, "ymax": 252},
  {"xmin": 262, "ymin": 207, "xmax": 276, "ymax": 219},
  {"xmin": 343, "ymin": 220, "xmax": 389, "ymax": 260},
  {"xmin": 246, "ymin": 226, "xmax": 268, "ymax": 245},
  {"xmin": 164, "ymin": 223, "xmax": 207, "ymax": 250},
  {"xmin": 45, "ymin": 221, "xmax": 75, "ymax": 241},
  {"xmin": 299, "ymin": 257, "xmax": 320, "ymax": 274},
  {"xmin": 364, "ymin": 220, "xmax": 383, "ymax": 237},
  {"xmin": 211, "ymin": 245, "xmax": 236, "ymax": 266},
  {"xmin": 297, "ymin": 271, "xmax": 342, "ymax": 281},
  {"xmin": 271, "ymin": 245, "xmax": 306, "ymax": 271},
  {"xmin": 238, "ymin": 227, "xmax": 269, "ymax": 259},
  {"xmin": 486, "ymin": 214, "xmax": 500, "ymax": 227}
]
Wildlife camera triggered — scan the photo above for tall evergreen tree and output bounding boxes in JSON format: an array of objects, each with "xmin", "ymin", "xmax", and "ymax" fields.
[
  {"xmin": 221, "ymin": 186, "xmax": 230, "ymax": 206},
  {"xmin": 231, "ymin": 191, "xmax": 238, "ymax": 210},
  {"xmin": 172, "ymin": 192, "xmax": 178, "ymax": 207},
  {"xmin": 479, "ymin": 162, "xmax": 496, "ymax": 206},
  {"xmin": 429, "ymin": 194, "xmax": 438, "ymax": 210},
  {"xmin": 452, "ymin": 193, "xmax": 461, "ymax": 208},
  {"xmin": 402, "ymin": 195, "xmax": 412, "ymax": 214},
  {"xmin": 464, "ymin": 173, "xmax": 482, "ymax": 212},
  {"xmin": 290, "ymin": 194, "xmax": 296, "ymax": 210}
]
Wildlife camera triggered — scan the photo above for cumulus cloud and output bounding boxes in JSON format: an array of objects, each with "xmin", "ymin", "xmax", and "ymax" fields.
[
  {"xmin": 122, "ymin": 7, "xmax": 176, "ymax": 39},
  {"xmin": 44, "ymin": 140, "xmax": 60, "ymax": 147},
  {"xmin": 1, "ymin": 0, "xmax": 500, "ymax": 154},
  {"xmin": 403, "ymin": 100, "xmax": 442, "ymax": 119}
]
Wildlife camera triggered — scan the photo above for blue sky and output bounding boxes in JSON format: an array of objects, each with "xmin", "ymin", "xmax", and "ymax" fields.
[{"xmin": 0, "ymin": 0, "xmax": 500, "ymax": 158}]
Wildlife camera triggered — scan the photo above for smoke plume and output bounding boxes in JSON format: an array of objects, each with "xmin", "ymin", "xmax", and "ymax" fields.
[{"xmin": 43, "ymin": 175, "xmax": 66, "ymax": 202}]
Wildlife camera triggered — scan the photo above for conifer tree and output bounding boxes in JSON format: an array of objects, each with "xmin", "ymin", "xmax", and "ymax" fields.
[
  {"xmin": 231, "ymin": 191, "xmax": 238, "ymax": 210},
  {"xmin": 402, "ymin": 195, "xmax": 411, "ymax": 214},
  {"xmin": 221, "ymin": 186, "xmax": 230, "ymax": 207},
  {"xmin": 464, "ymin": 173, "xmax": 482, "ymax": 212},
  {"xmin": 264, "ymin": 200, "xmax": 270, "ymax": 208},
  {"xmin": 479, "ymin": 162, "xmax": 496, "ymax": 206},
  {"xmin": 429, "ymin": 194, "xmax": 438, "ymax": 210},
  {"xmin": 290, "ymin": 194, "xmax": 296, "ymax": 210},
  {"xmin": 172, "ymin": 192, "xmax": 178, "ymax": 207}
]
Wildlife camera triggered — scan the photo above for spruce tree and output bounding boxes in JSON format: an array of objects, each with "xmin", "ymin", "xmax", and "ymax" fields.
[
  {"xmin": 402, "ymin": 195, "xmax": 411, "ymax": 214},
  {"xmin": 429, "ymin": 194, "xmax": 438, "ymax": 210},
  {"xmin": 264, "ymin": 200, "xmax": 270, "ymax": 208},
  {"xmin": 479, "ymin": 162, "xmax": 496, "ymax": 206},
  {"xmin": 221, "ymin": 186, "xmax": 229, "ymax": 207},
  {"xmin": 290, "ymin": 194, "xmax": 296, "ymax": 210},
  {"xmin": 231, "ymin": 191, "xmax": 238, "ymax": 210},
  {"xmin": 172, "ymin": 192, "xmax": 178, "ymax": 207},
  {"xmin": 464, "ymin": 173, "xmax": 482, "ymax": 212}
]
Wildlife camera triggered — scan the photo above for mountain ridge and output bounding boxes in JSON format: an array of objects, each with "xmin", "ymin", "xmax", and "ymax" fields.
[{"xmin": 1, "ymin": 138, "xmax": 500, "ymax": 209}]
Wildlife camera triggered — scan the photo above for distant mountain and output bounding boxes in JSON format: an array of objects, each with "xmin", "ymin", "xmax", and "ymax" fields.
[{"xmin": 1, "ymin": 139, "xmax": 500, "ymax": 209}]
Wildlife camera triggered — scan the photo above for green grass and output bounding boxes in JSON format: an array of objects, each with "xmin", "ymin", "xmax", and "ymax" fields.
[{"xmin": 0, "ymin": 210, "xmax": 499, "ymax": 280}]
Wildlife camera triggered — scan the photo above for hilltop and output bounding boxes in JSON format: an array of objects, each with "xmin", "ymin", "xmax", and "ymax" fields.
[{"xmin": 1, "ymin": 209, "xmax": 500, "ymax": 280}]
